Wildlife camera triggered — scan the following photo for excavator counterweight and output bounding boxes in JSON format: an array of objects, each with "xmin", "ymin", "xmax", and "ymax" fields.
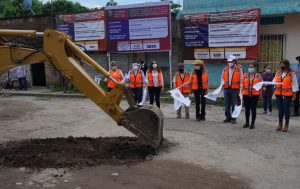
[{"xmin": 0, "ymin": 29, "xmax": 163, "ymax": 149}]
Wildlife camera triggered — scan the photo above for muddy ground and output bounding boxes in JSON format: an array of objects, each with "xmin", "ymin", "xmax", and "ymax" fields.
[{"xmin": 0, "ymin": 96, "xmax": 300, "ymax": 189}]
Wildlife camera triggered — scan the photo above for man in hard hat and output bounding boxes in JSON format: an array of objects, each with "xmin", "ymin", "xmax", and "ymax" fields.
[
  {"xmin": 221, "ymin": 55, "xmax": 243, "ymax": 124},
  {"xmin": 191, "ymin": 60, "xmax": 209, "ymax": 121}
]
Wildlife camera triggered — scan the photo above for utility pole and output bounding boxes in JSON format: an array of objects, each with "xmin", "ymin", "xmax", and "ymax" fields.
[{"xmin": 51, "ymin": 0, "xmax": 54, "ymax": 29}]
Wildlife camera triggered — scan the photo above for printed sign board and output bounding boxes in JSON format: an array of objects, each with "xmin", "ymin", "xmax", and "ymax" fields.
[
  {"xmin": 56, "ymin": 10, "xmax": 106, "ymax": 51},
  {"xmin": 181, "ymin": 9, "xmax": 261, "ymax": 60},
  {"xmin": 105, "ymin": 1, "xmax": 171, "ymax": 52}
]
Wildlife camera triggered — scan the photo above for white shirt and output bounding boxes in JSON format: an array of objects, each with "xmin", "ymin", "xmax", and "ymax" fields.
[
  {"xmin": 16, "ymin": 66, "xmax": 26, "ymax": 78},
  {"xmin": 272, "ymin": 71, "xmax": 299, "ymax": 92},
  {"xmin": 146, "ymin": 70, "xmax": 164, "ymax": 87}
]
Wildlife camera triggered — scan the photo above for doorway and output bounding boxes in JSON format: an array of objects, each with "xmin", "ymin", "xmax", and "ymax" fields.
[{"xmin": 31, "ymin": 63, "xmax": 46, "ymax": 86}]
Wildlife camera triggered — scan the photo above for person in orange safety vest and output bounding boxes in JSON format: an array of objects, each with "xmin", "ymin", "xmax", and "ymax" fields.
[
  {"xmin": 221, "ymin": 55, "xmax": 243, "ymax": 124},
  {"xmin": 173, "ymin": 63, "xmax": 191, "ymax": 119},
  {"xmin": 242, "ymin": 63, "xmax": 262, "ymax": 129},
  {"xmin": 106, "ymin": 61, "xmax": 124, "ymax": 92},
  {"xmin": 127, "ymin": 63, "xmax": 146, "ymax": 104},
  {"xmin": 273, "ymin": 59, "xmax": 299, "ymax": 132},
  {"xmin": 146, "ymin": 60, "xmax": 164, "ymax": 108},
  {"xmin": 191, "ymin": 59, "xmax": 208, "ymax": 121}
]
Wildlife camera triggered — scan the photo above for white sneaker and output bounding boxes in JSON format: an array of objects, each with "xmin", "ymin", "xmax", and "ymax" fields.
[{"xmin": 267, "ymin": 112, "xmax": 272, "ymax": 116}]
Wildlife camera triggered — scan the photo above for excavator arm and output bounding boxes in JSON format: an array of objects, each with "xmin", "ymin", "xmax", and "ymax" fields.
[{"xmin": 0, "ymin": 29, "xmax": 163, "ymax": 149}]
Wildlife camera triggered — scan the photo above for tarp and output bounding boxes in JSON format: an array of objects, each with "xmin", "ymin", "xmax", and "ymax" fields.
[{"xmin": 179, "ymin": 0, "xmax": 300, "ymax": 18}]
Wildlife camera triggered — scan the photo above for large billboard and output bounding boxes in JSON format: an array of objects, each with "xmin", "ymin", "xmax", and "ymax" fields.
[
  {"xmin": 180, "ymin": 9, "xmax": 261, "ymax": 60},
  {"xmin": 56, "ymin": 10, "xmax": 106, "ymax": 51},
  {"xmin": 105, "ymin": 1, "xmax": 171, "ymax": 52}
]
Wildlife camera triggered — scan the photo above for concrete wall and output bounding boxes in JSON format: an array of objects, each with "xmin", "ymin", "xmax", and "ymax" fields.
[{"xmin": 261, "ymin": 13, "xmax": 300, "ymax": 65}]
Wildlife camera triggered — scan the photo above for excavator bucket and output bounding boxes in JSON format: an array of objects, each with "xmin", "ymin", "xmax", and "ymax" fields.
[{"xmin": 122, "ymin": 105, "xmax": 164, "ymax": 149}]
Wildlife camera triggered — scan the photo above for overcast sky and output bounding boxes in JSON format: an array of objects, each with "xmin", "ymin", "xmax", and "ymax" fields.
[{"xmin": 41, "ymin": 0, "xmax": 183, "ymax": 8}]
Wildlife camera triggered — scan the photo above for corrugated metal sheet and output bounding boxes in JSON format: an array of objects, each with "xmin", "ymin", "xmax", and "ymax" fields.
[{"xmin": 178, "ymin": 0, "xmax": 300, "ymax": 18}]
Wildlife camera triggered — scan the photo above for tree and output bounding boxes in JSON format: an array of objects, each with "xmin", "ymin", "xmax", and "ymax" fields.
[
  {"xmin": 161, "ymin": 0, "xmax": 182, "ymax": 16},
  {"xmin": 0, "ymin": 0, "xmax": 88, "ymax": 18},
  {"xmin": 106, "ymin": 0, "xmax": 117, "ymax": 6}
]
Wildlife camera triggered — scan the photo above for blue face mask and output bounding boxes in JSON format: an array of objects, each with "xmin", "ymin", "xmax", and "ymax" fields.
[{"xmin": 248, "ymin": 68, "xmax": 255, "ymax": 73}]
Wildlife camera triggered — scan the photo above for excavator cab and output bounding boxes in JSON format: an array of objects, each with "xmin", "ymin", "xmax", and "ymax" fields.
[{"xmin": 0, "ymin": 29, "xmax": 163, "ymax": 149}]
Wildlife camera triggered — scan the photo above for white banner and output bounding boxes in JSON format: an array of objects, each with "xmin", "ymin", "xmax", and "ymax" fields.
[
  {"xmin": 74, "ymin": 21, "xmax": 105, "ymax": 41},
  {"xmin": 209, "ymin": 22, "xmax": 257, "ymax": 47},
  {"xmin": 253, "ymin": 81, "xmax": 282, "ymax": 91},
  {"xmin": 168, "ymin": 88, "xmax": 191, "ymax": 111},
  {"xmin": 129, "ymin": 17, "xmax": 168, "ymax": 40},
  {"xmin": 205, "ymin": 81, "xmax": 224, "ymax": 101},
  {"xmin": 232, "ymin": 91, "xmax": 243, "ymax": 118}
]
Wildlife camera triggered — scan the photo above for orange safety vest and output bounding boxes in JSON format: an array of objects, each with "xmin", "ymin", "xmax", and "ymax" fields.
[
  {"xmin": 147, "ymin": 70, "xmax": 162, "ymax": 87},
  {"xmin": 223, "ymin": 65, "xmax": 242, "ymax": 89},
  {"xmin": 108, "ymin": 69, "xmax": 123, "ymax": 89},
  {"xmin": 242, "ymin": 73, "xmax": 262, "ymax": 96},
  {"xmin": 274, "ymin": 70, "xmax": 295, "ymax": 97},
  {"xmin": 174, "ymin": 71, "xmax": 191, "ymax": 94},
  {"xmin": 191, "ymin": 69, "xmax": 208, "ymax": 90},
  {"xmin": 129, "ymin": 70, "xmax": 143, "ymax": 88}
]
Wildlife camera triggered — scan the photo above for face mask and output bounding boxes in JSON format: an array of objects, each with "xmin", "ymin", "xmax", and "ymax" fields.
[
  {"xmin": 280, "ymin": 66, "xmax": 286, "ymax": 70},
  {"xmin": 265, "ymin": 69, "xmax": 271, "ymax": 73},
  {"xmin": 228, "ymin": 62, "xmax": 234, "ymax": 67},
  {"xmin": 195, "ymin": 66, "xmax": 200, "ymax": 70},
  {"xmin": 179, "ymin": 68, "xmax": 184, "ymax": 73},
  {"xmin": 248, "ymin": 68, "xmax": 255, "ymax": 73},
  {"xmin": 133, "ymin": 65, "xmax": 139, "ymax": 70},
  {"xmin": 152, "ymin": 64, "xmax": 157, "ymax": 68}
]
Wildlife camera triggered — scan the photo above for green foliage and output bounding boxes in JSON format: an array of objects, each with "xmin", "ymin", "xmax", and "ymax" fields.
[
  {"xmin": 106, "ymin": 0, "xmax": 117, "ymax": 6},
  {"xmin": 0, "ymin": 0, "xmax": 88, "ymax": 18}
]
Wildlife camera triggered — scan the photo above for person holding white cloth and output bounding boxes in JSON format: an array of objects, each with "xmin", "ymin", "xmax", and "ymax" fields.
[{"xmin": 146, "ymin": 61, "xmax": 164, "ymax": 108}]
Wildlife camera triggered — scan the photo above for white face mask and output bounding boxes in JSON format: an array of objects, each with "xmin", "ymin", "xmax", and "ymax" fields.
[
  {"xmin": 133, "ymin": 65, "xmax": 139, "ymax": 70},
  {"xmin": 195, "ymin": 66, "xmax": 200, "ymax": 70},
  {"xmin": 228, "ymin": 62, "xmax": 234, "ymax": 67},
  {"xmin": 266, "ymin": 68, "xmax": 271, "ymax": 73},
  {"xmin": 152, "ymin": 64, "xmax": 157, "ymax": 68}
]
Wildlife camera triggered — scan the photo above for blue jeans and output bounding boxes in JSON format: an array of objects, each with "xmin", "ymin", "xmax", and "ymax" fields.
[
  {"xmin": 276, "ymin": 95, "xmax": 292, "ymax": 125},
  {"xmin": 224, "ymin": 88, "xmax": 238, "ymax": 120},
  {"xmin": 18, "ymin": 77, "xmax": 27, "ymax": 90},
  {"xmin": 263, "ymin": 95, "xmax": 272, "ymax": 112}
]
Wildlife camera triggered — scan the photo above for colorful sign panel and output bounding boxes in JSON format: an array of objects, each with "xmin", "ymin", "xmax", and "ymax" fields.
[
  {"xmin": 181, "ymin": 9, "xmax": 261, "ymax": 60},
  {"xmin": 56, "ymin": 10, "xmax": 106, "ymax": 51},
  {"xmin": 105, "ymin": 1, "xmax": 171, "ymax": 52}
]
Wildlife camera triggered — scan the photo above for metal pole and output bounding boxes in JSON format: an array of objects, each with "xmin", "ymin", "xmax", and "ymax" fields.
[
  {"xmin": 107, "ymin": 52, "xmax": 111, "ymax": 70},
  {"xmin": 51, "ymin": 0, "xmax": 54, "ymax": 29},
  {"xmin": 169, "ymin": 50, "xmax": 172, "ymax": 89}
]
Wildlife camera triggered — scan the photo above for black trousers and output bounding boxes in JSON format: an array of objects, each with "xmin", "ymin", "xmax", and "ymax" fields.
[
  {"xmin": 243, "ymin": 95, "xmax": 259, "ymax": 124},
  {"xmin": 294, "ymin": 89, "xmax": 300, "ymax": 115},
  {"xmin": 148, "ymin": 87, "xmax": 161, "ymax": 108},
  {"xmin": 130, "ymin": 88, "xmax": 143, "ymax": 103},
  {"xmin": 193, "ymin": 89, "xmax": 206, "ymax": 118}
]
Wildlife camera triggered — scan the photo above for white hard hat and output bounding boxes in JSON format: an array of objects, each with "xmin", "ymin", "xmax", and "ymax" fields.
[
  {"xmin": 227, "ymin": 55, "xmax": 237, "ymax": 62},
  {"xmin": 132, "ymin": 63, "xmax": 139, "ymax": 67}
]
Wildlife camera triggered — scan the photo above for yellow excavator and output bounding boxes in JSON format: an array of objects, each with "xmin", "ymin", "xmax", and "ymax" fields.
[{"xmin": 0, "ymin": 29, "xmax": 164, "ymax": 149}]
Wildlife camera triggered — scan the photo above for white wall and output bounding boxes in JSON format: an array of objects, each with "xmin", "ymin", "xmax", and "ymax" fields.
[{"xmin": 261, "ymin": 13, "xmax": 300, "ymax": 64}]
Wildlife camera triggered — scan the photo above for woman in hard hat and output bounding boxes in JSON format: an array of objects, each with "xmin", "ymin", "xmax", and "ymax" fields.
[{"xmin": 191, "ymin": 59, "xmax": 208, "ymax": 121}]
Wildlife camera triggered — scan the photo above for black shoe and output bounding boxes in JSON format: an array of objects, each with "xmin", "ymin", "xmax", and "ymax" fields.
[
  {"xmin": 249, "ymin": 123, "xmax": 255, "ymax": 129},
  {"xmin": 231, "ymin": 118, "xmax": 237, "ymax": 124},
  {"xmin": 201, "ymin": 117, "xmax": 206, "ymax": 121},
  {"xmin": 243, "ymin": 123, "xmax": 249, "ymax": 128},
  {"xmin": 223, "ymin": 119, "xmax": 231, "ymax": 123},
  {"xmin": 196, "ymin": 117, "xmax": 201, "ymax": 121}
]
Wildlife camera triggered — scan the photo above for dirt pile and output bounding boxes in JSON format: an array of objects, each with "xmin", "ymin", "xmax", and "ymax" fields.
[{"xmin": 0, "ymin": 137, "xmax": 173, "ymax": 168}]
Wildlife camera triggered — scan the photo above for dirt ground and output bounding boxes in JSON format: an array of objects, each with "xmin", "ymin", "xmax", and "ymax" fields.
[{"xmin": 0, "ymin": 96, "xmax": 300, "ymax": 189}]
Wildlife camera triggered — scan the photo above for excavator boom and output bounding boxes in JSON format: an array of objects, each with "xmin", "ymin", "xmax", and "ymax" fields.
[{"xmin": 0, "ymin": 29, "xmax": 163, "ymax": 149}]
